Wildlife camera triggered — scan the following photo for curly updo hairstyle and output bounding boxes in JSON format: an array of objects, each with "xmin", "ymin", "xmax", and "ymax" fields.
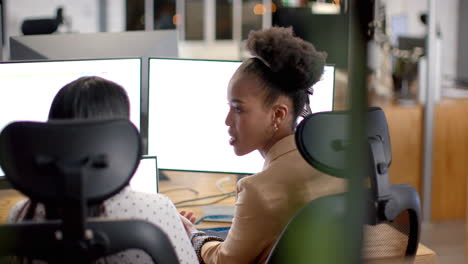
[{"xmin": 241, "ymin": 26, "xmax": 327, "ymax": 122}]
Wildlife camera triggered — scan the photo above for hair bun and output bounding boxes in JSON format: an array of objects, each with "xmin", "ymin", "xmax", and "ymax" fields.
[{"xmin": 246, "ymin": 27, "xmax": 327, "ymax": 93}]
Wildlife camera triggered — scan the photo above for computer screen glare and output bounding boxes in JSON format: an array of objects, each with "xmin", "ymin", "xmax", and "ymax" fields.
[{"xmin": 130, "ymin": 156, "xmax": 158, "ymax": 194}]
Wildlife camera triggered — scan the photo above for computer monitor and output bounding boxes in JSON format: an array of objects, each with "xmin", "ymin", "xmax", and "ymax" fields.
[
  {"xmin": 310, "ymin": 65, "xmax": 335, "ymax": 114},
  {"xmin": 0, "ymin": 58, "xmax": 142, "ymax": 177},
  {"xmin": 9, "ymin": 30, "xmax": 179, "ymax": 155},
  {"xmin": 130, "ymin": 156, "xmax": 159, "ymax": 194},
  {"xmin": 147, "ymin": 58, "xmax": 335, "ymax": 174}
]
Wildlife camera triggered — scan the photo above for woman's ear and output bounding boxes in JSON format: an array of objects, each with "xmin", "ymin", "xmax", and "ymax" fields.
[{"xmin": 273, "ymin": 103, "xmax": 289, "ymax": 126}]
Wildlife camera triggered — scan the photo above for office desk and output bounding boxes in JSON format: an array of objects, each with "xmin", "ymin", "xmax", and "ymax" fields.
[
  {"xmin": 0, "ymin": 172, "xmax": 436, "ymax": 263},
  {"xmin": 159, "ymin": 170, "xmax": 237, "ymax": 230},
  {"xmin": 365, "ymin": 243, "xmax": 436, "ymax": 264},
  {"xmin": 364, "ymin": 223, "xmax": 436, "ymax": 264}
]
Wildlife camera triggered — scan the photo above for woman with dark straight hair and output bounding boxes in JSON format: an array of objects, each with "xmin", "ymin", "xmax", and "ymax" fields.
[
  {"xmin": 48, "ymin": 76, "xmax": 131, "ymax": 120},
  {"xmin": 8, "ymin": 76, "xmax": 198, "ymax": 264}
]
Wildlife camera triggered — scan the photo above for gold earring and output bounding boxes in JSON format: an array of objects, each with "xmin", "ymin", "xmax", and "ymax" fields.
[{"xmin": 274, "ymin": 123, "xmax": 278, "ymax": 131}]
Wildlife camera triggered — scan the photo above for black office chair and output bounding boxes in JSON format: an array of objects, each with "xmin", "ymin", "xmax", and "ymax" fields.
[
  {"xmin": 0, "ymin": 120, "xmax": 179, "ymax": 264},
  {"xmin": 21, "ymin": 7, "xmax": 64, "ymax": 35},
  {"xmin": 266, "ymin": 107, "xmax": 421, "ymax": 263}
]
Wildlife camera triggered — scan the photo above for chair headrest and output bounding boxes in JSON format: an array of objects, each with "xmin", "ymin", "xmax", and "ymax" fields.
[
  {"xmin": 295, "ymin": 107, "xmax": 391, "ymax": 178},
  {"xmin": 0, "ymin": 119, "xmax": 141, "ymax": 205}
]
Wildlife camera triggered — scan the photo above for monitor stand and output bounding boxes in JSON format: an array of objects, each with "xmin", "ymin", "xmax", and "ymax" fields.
[{"xmin": 158, "ymin": 170, "xmax": 170, "ymax": 181}]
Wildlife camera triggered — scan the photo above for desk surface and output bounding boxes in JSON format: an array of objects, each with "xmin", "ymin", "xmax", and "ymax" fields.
[
  {"xmin": 0, "ymin": 172, "xmax": 436, "ymax": 263},
  {"xmin": 159, "ymin": 170, "xmax": 237, "ymax": 229},
  {"xmin": 0, "ymin": 188, "xmax": 25, "ymax": 223}
]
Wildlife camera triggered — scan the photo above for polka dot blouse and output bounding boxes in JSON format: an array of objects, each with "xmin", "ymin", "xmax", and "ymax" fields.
[{"xmin": 7, "ymin": 187, "xmax": 199, "ymax": 264}]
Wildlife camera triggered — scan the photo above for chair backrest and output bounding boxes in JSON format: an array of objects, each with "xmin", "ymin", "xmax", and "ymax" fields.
[
  {"xmin": 0, "ymin": 120, "xmax": 179, "ymax": 264},
  {"xmin": 267, "ymin": 107, "xmax": 421, "ymax": 263},
  {"xmin": 0, "ymin": 119, "xmax": 140, "ymax": 205},
  {"xmin": 295, "ymin": 107, "xmax": 392, "ymax": 178}
]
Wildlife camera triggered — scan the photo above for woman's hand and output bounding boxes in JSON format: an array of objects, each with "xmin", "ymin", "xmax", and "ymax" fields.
[
  {"xmin": 179, "ymin": 211, "xmax": 199, "ymax": 238},
  {"xmin": 180, "ymin": 210, "xmax": 197, "ymax": 224}
]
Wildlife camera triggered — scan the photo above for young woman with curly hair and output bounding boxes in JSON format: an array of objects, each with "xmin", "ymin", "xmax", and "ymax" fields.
[{"xmin": 181, "ymin": 27, "xmax": 345, "ymax": 264}]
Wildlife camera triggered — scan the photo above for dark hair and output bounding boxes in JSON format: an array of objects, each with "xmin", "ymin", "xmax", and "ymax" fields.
[
  {"xmin": 21, "ymin": 76, "xmax": 130, "ymax": 224},
  {"xmin": 240, "ymin": 27, "xmax": 327, "ymax": 122},
  {"xmin": 48, "ymin": 76, "xmax": 130, "ymax": 120}
]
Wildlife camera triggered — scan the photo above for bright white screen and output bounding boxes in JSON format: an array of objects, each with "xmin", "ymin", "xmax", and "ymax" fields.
[
  {"xmin": 148, "ymin": 58, "xmax": 335, "ymax": 174},
  {"xmin": 310, "ymin": 65, "xmax": 335, "ymax": 113},
  {"xmin": 130, "ymin": 157, "xmax": 158, "ymax": 194},
  {"xmin": 0, "ymin": 58, "xmax": 142, "ymax": 176}
]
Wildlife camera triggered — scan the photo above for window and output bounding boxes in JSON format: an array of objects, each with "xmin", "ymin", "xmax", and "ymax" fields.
[
  {"xmin": 242, "ymin": 0, "xmax": 263, "ymax": 39},
  {"xmin": 185, "ymin": 0, "xmax": 204, "ymax": 40}
]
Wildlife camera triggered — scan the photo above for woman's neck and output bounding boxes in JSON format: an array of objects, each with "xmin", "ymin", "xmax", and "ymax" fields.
[{"xmin": 259, "ymin": 129, "xmax": 294, "ymax": 158}]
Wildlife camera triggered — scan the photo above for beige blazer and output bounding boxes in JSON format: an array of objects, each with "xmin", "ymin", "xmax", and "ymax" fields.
[{"xmin": 201, "ymin": 134, "xmax": 345, "ymax": 264}]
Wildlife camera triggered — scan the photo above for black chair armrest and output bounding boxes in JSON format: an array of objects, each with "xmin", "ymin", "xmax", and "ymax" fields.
[
  {"xmin": 384, "ymin": 184, "xmax": 421, "ymax": 222},
  {"xmin": 385, "ymin": 184, "xmax": 421, "ymax": 255},
  {"xmin": 91, "ymin": 220, "xmax": 179, "ymax": 264},
  {"xmin": 0, "ymin": 219, "xmax": 179, "ymax": 264}
]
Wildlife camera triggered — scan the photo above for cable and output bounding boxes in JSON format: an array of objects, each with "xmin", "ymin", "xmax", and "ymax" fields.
[
  {"xmin": 175, "ymin": 192, "xmax": 236, "ymax": 208},
  {"xmin": 199, "ymin": 226, "xmax": 231, "ymax": 232},
  {"xmin": 160, "ymin": 187, "xmax": 200, "ymax": 196},
  {"xmin": 215, "ymin": 176, "xmax": 234, "ymax": 193},
  {"xmin": 194, "ymin": 214, "xmax": 234, "ymax": 225},
  {"xmin": 174, "ymin": 191, "xmax": 235, "ymax": 206}
]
